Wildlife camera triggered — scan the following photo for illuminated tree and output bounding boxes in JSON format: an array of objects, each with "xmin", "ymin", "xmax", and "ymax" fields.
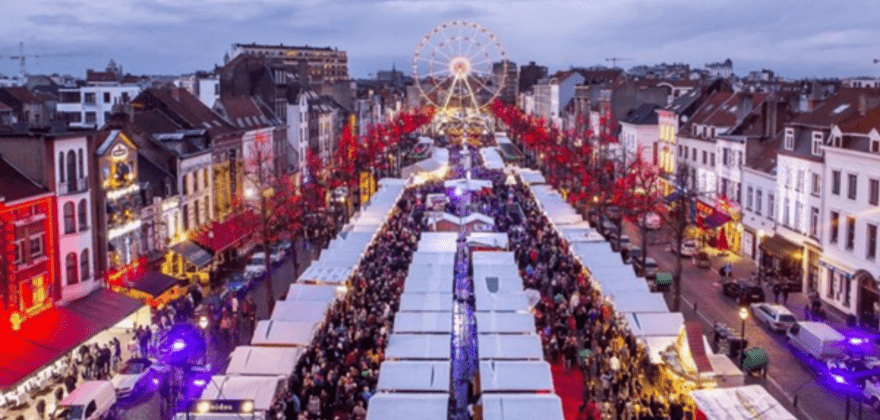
[
  {"xmin": 661, "ymin": 162, "xmax": 702, "ymax": 311},
  {"xmin": 612, "ymin": 147, "xmax": 665, "ymax": 268}
]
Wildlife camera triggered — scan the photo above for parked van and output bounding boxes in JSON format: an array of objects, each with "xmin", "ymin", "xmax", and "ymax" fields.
[
  {"xmin": 787, "ymin": 321, "xmax": 846, "ymax": 360},
  {"xmin": 52, "ymin": 380, "xmax": 117, "ymax": 420}
]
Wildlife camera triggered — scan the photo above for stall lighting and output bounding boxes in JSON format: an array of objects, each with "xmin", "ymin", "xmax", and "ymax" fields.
[
  {"xmin": 172, "ymin": 339, "xmax": 186, "ymax": 351},
  {"xmin": 848, "ymin": 337, "xmax": 865, "ymax": 345},
  {"xmin": 108, "ymin": 220, "xmax": 142, "ymax": 240},
  {"xmin": 832, "ymin": 374, "xmax": 847, "ymax": 384},
  {"xmin": 241, "ymin": 401, "xmax": 254, "ymax": 413},
  {"xmin": 197, "ymin": 401, "xmax": 211, "ymax": 413},
  {"xmin": 106, "ymin": 184, "xmax": 140, "ymax": 200},
  {"xmin": 193, "ymin": 379, "xmax": 207, "ymax": 387}
]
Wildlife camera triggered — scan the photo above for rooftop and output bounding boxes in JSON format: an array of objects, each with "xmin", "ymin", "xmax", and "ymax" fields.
[{"xmin": 0, "ymin": 154, "xmax": 48, "ymax": 202}]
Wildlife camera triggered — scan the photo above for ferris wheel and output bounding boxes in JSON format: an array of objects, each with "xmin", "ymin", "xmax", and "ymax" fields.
[{"xmin": 412, "ymin": 21, "xmax": 508, "ymax": 124}]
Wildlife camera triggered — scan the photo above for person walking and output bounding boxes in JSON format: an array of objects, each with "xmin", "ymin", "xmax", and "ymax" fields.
[
  {"xmin": 772, "ymin": 284, "xmax": 781, "ymax": 304},
  {"xmin": 782, "ymin": 287, "xmax": 790, "ymax": 305}
]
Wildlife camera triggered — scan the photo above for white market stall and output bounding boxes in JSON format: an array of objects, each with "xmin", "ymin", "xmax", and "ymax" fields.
[
  {"xmin": 475, "ymin": 312, "xmax": 536, "ymax": 334},
  {"xmin": 285, "ymin": 284, "xmax": 339, "ymax": 302},
  {"xmin": 411, "ymin": 252, "xmax": 457, "ymax": 266},
  {"xmin": 393, "ymin": 312, "xmax": 453, "ymax": 334},
  {"xmin": 399, "ymin": 293, "xmax": 454, "ymax": 312},
  {"xmin": 596, "ymin": 278, "xmax": 650, "ymax": 294},
  {"xmin": 606, "ymin": 291, "xmax": 669, "ymax": 314},
  {"xmin": 690, "ymin": 385, "xmax": 797, "ymax": 420},
  {"xmin": 270, "ymin": 300, "xmax": 331, "ymax": 323},
  {"xmin": 251, "ymin": 320, "xmax": 320, "ymax": 347},
  {"xmin": 403, "ymin": 269, "xmax": 454, "ymax": 294},
  {"xmin": 478, "ymin": 334, "xmax": 543, "ymax": 360},
  {"xmin": 376, "ymin": 361, "xmax": 451, "ymax": 392},
  {"xmin": 467, "ymin": 232, "xmax": 509, "ymax": 249},
  {"xmin": 225, "ymin": 346, "xmax": 302, "ymax": 377},
  {"xmin": 514, "ymin": 168, "xmax": 546, "ymax": 185},
  {"xmin": 444, "ymin": 178, "xmax": 493, "ymax": 191},
  {"xmin": 480, "ymin": 394, "xmax": 564, "ymax": 420},
  {"xmin": 418, "ymin": 233, "xmax": 460, "ymax": 253},
  {"xmin": 366, "ymin": 393, "xmax": 449, "ymax": 420},
  {"xmin": 296, "ymin": 262, "xmax": 353, "ymax": 285},
  {"xmin": 197, "ymin": 375, "xmax": 285, "ymax": 417},
  {"xmin": 475, "ymin": 292, "xmax": 530, "ymax": 312},
  {"xmin": 625, "ymin": 312, "xmax": 684, "ymax": 337},
  {"xmin": 479, "ymin": 361, "xmax": 554, "ymax": 392},
  {"xmin": 479, "ymin": 147, "xmax": 505, "ymax": 170},
  {"xmin": 385, "ymin": 334, "xmax": 451, "ymax": 360}
]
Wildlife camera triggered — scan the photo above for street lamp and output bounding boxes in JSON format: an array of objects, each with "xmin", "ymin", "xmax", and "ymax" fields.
[
  {"xmin": 198, "ymin": 315, "xmax": 209, "ymax": 364},
  {"xmin": 739, "ymin": 307, "xmax": 749, "ymax": 363}
]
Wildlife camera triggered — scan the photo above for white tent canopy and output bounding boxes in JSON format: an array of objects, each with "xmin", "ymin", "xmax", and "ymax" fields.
[
  {"xmin": 399, "ymin": 293, "xmax": 454, "ymax": 312},
  {"xmin": 444, "ymin": 178, "xmax": 493, "ymax": 191},
  {"xmin": 385, "ymin": 334, "xmax": 451, "ymax": 360},
  {"xmin": 376, "ymin": 361, "xmax": 451, "ymax": 392},
  {"xmin": 690, "ymin": 385, "xmax": 797, "ymax": 420},
  {"xmin": 514, "ymin": 168, "xmax": 546, "ymax": 185},
  {"xmin": 271, "ymin": 300, "xmax": 331, "ymax": 323},
  {"xmin": 404, "ymin": 270, "xmax": 454, "ymax": 294},
  {"xmin": 625, "ymin": 312, "xmax": 684, "ymax": 337},
  {"xmin": 393, "ymin": 312, "xmax": 453, "ymax": 334},
  {"xmin": 641, "ymin": 336, "xmax": 680, "ymax": 365},
  {"xmin": 596, "ymin": 278, "xmax": 650, "ymax": 294},
  {"xmin": 479, "ymin": 361, "xmax": 554, "ymax": 392},
  {"xmin": 606, "ymin": 291, "xmax": 669, "ymax": 314},
  {"xmin": 285, "ymin": 284, "xmax": 339, "ymax": 302},
  {"xmin": 366, "ymin": 393, "xmax": 449, "ymax": 420},
  {"xmin": 200, "ymin": 375, "xmax": 284, "ymax": 412},
  {"xmin": 297, "ymin": 262, "xmax": 353, "ymax": 285},
  {"xmin": 251, "ymin": 320, "xmax": 320, "ymax": 347},
  {"xmin": 418, "ymin": 233, "xmax": 460, "ymax": 253},
  {"xmin": 412, "ymin": 252, "xmax": 457, "ymax": 266},
  {"xmin": 478, "ymin": 335, "xmax": 543, "ymax": 360},
  {"xmin": 475, "ymin": 312, "xmax": 536, "ymax": 334},
  {"xmin": 467, "ymin": 232, "xmax": 509, "ymax": 249},
  {"xmin": 475, "ymin": 292, "xmax": 530, "ymax": 312},
  {"xmin": 226, "ymin": 346, "xmax": 302, "ymax": 377},
  {"xmin": 481, "ymin": 394, "xmax": 564, "ymax": 420},
  {"xmin": 479, "ymin": 147, "xmax": 505, "ymax": 170}
]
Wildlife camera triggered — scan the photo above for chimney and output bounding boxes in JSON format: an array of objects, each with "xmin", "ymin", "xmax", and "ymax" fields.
[
  {"xmin": 859, "ymin": 92, "xmax": 867, "ymax": 116},
  {"xmin": 171, "ymin": 88, "xmax": 180, "ymax": 102},
  {"xmin": 737, "ymin": 92, "xmax": 753, "ymax": 122}
]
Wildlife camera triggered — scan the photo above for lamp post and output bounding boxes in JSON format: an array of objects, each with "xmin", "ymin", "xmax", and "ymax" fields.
[
  {"xmin": 198, "ymin": 315, "xmax": 209, "ymax": 365},
  {"xmin": 739, "ymin": 307, "xmax": 748, "ymax": 363}
]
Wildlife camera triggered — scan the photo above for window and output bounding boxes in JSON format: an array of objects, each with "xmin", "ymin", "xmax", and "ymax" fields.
[
  {"xmin": 746, "ymin": 186, "xmax": 753, "ymax": 211},
  {"xmin": 871, "ymin": 179, "xmax": 880, "ymax": 206},
  {"xmin": 203, "ymin": 169, "xmax": 209, "ymax": 189},
  {"xmin": 784, "ymin": 198, "xmax": 790, "ymax": 227},
  {"xmin": 103, "ymin": 92, "xmax": 111, "ymax": 103},
  {"xmin": 58, "ymin": 152, "xmax": 64, "ymax": 183},
  {"xmin": 30, "ymin": 234, "xmax": 44, "ymax": 259},
  {"xmin": 702, "ymin": 151, "xmax": 707, "ymax": 165},
  {"xmin": 869, "ymin": 224, "xmax": 878, "ymax": 260},
  {"xmin": 710, "ymin": 153, "xmax": 715, "ymax": 167},
  {"xmin": 194, "ymin": 199, "xmax": 200, "ymax": 225},
  {"xmin": 832, "ymin": 170, "xmax": 841, "ymax": 195},
  {"xmin": 830, "ymin": 211, "xmax": 840, "ymax": 243},
  {"xmin": 78, "ymin": 199, "xmax": 88, "ymax": 231},
  {"xmin": 692, "ymin": 148, "xmax": 697, "ymax": 162},
  {"xmin": 183, "ymin": 174, "xmax": 189, "ymax": 195},
  {"xmin": 80, "ymin": 249, "xmax": 90, "ymax": 281},
  {"xmin": 784, "ymin": 128, "xmax": 794, "ymax": 150},
  {"xmin": 756, "ymin": 190, "xmax": 763, "ymax": 215},
  {"xmin": 872, "ymin": 138, "xmax": 880, "ymax": 153},
  {"xmin": 84, "ymin": 92, "xmax": 96, "ymax": 104},
  {"xmin": 182, "ymin": 204, "xmax": 189, "ymax": 231},
  {"xmin": 66, "ymin": 253, "xmax": 78, "ymax": 285},
  {"xmin": 78, "ymin": 149, "xmax": 84, "ymax": 178},
  {"xmin": 85, "ymin": 112, "xmax": 96, "ymax": 124},
  {"xmin": 194, "ymin": 171, "xmax": 200, "ymax": 192},
  {"xmin": 678, "ymin": 145, "xmax": 683, "ymax": 157},
  {"xmin": 812, "ymin": 131, "xmax": 823, "ymax": 156},
  {"xmin": 848, "ymin": 174, "xmax": 857, "ymax": 200},
  {"xmin": 63, "ymin": 202, "xmax": 75, "ymax": 234},
  {"xmin": 812, "ymin": 173, "xmax": 821, "ymax": 196},
  {"xmin": 723, "ymin": 149, "xmax": 729, "ymax": 166},
  {"xmin": 797, "ymin": 170, "xmax": 804, "ymax": 192},
  {"xmin": 795, "ymin": 202, "xmax": 803, "ymax": 231},
  {"xmin": 785, "ymin": 168, "xmax": 792, "ymax": 189},
  {"xmin": 811, "ymin": 207, "xmax": 819, "ymax": 238},
  {"xmin": 13, "ymin": 240, "xmax": 23, "ymax": 264},
  {"xmin": 846, "ymin": 216, "xmax": 856, "ymax": 250},
  {"xmin": 768, "ymin": 194, "xmax": 775, "ymax": 220}
]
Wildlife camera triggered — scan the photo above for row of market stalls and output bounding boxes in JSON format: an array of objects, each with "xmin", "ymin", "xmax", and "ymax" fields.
[
  {"xmin": 511, "ymin": 166, "xmax": 798, "ymax": 418},
  {"xmin": 178, "ymin": 179, "xmax": 410, "ymax": 420},
  {"xmin": 402, "ymin": 147, "xmax": 450, "ymax": 183}
]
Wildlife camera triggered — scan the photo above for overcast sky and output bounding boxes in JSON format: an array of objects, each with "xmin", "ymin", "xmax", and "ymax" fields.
[{"xmin": 3, "ymin": 0, "xmax": 880, "ymax": 80}]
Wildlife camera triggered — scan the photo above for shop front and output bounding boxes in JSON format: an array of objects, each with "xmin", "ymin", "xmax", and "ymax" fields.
[
  {"xmin": 695, "ymin": 198, "xmax": 739, "ymax": 253},
  {"xmin": 166, "ymin": 240, "xmax": 214, "ymax": 286},
  {"xmin": 819, "ymin": 258, "xmax": 856, "ymax": 316},
  {"xmin": 758, "ymin": 234, "xmax": 802, "ymax": 282}
]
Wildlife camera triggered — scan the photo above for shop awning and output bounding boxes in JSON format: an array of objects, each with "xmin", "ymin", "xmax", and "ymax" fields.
[
  {"xmin": 759, "ymin": 234, "xmax": 801, "ymax": 260},
  {"xmin": 127, "ymin": 270, "xmax": 179, "ymax": 297},
  {"xmin": 685, "ymin": 322, "xmax": 713, "ymax": 373},
  {"xmin": 0, "ymin": 289, "xmax": 144, "ymax": 391},
  {"xmin": 171, "ymin": 240, "xmax": 212, "ymax": 268},
  {"xmin": 701, "ymin": 209, "xmax": 731, "ymax": 229},
  {"xmin": 191, "ymin": 213, "xmax": 250, "ymax": 253}
]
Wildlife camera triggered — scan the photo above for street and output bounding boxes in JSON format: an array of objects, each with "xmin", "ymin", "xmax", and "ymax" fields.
[
  {"xmin": 117, "ymin": 236, "xmax": 313, "ymax": 420},
  {"xmin": 621, "ymin": 220, "xmax": 880, "ymax": 420}
]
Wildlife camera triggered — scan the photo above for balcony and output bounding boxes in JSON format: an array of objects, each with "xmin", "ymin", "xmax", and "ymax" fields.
[{"xmin": 58, "ymin": 177, "xmax": 88, "ymax": 195}]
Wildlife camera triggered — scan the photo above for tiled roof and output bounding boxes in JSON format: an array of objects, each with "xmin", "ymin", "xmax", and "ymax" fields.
[
  {"xmin": 837, "ymin": 102, "xmax": 880, "ymax": 135},
  {"xmin": 663, "ymin": 89, "xmax": 701, "ymax": 114},
  {"xmin": 141, "ymin": 88, "xmax": 238, "ymax": 138},
  {"xmin": 0, "ymin": 102, "xmax": 11, "ymax": 111},
  {"xmin": 687, "ymin": 91, "xmax": 768, "ymax": 128},
  {"xmin": 215, "ymin": 96, "xmax": 282, "ymax": 130},
  {"xmin": 133, "ymin": 110, "xmax": 182, "ymax": 136},
  {"xmin": 620, "ymin": 103, "xmax": 660, "ymax": 125},
  {"xmin": 1, "ymin": 87, "xmax": 39, "ymax": 103},
  {"xmin": 0, "ymin": 154, "xmax": 48, "ymax": 201},
  {"xmin": 791, "ymin": 88, "xmax": 880, "ymax": 127},
  {"xmin": 744, "ymin": 136, "xmax": 781, "ymax": 175},
  {"xmin": 86, "ymin": 70, "xmax": 117, "ymax": 82}
]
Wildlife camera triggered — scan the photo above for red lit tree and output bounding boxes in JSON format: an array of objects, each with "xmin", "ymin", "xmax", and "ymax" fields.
[{"xmin": 612, "ymin": 147, "xmax": 665, "ymax": 269}]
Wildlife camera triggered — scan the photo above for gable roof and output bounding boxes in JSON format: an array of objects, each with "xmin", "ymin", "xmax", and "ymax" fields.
[
  {"xmin": 662, "ymin": 89, "xmax": 702, "ymax": 115},
  {"xmin": 139, "ymin": 88, "xmax": 239, "ymax": 138},
  {"xmin": 791, "ymin": 88, "xmax": 880, "ymax": 128},
  {"xmin": 1, "ymin": 87, "xmax": 39, "ymax": 104},
  {"xmin": 215, "ymin": 96, "xmax": 282, "ymax": 130},
  {"xmin": 0, "ymin": 154, "xmax": 48, "ymax": 202},
  {"xmin": 837, "ymin": 102, "xmax": 880, "ymax": 135},
  {"xmin": 620, "ymin": 103, "xmax": 660, "ymax": 125},
  {"xmin": 744, "ymin": 137, "xmax": 781, "ymax": 175}
]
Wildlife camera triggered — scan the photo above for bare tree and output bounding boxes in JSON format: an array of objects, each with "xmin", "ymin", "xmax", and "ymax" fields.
[
  {"xmin": 661, "ymin": 162, "xmax": 707, "ymax": 311},
  {"xmin": 611, "ymin": 147, "xmax": 666, "ymax": 269}
]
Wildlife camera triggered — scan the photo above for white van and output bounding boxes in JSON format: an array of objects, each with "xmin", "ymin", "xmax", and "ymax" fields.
[
  {"xmin": 52, "ymin": 381, "xmax": 117, "ymax": 420},
  {"xmin": 787, "ymin": 321, "xmax": 846, "ymax": 360}
]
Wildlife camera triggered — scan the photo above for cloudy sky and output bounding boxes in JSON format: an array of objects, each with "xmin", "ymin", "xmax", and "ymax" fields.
[{"xmin": 3, "ymin": 0, "xmax": 880, "ymax": 79}]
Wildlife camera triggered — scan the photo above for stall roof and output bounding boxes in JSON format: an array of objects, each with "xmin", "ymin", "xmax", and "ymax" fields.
[
  {"xmin": 607, "ymin": 291, "xmax": 669, "ymax": 314},
  {"xmin": 270, "ymin": 300, "xmax": 331, "ymax": 323},
  {"xmin": 376, "ymin": 361, "xmax": 451, "ymax": 392},
  {"xmin": 201, "ymin": 375, "xmax": 284, "ymax": 412},
  {"xmin": 412, "ymin": 252, "xmax": 457, "ymax": 266},
  {"xmin": 418, "ymin": 232, "xmax": 460, "ymax": 253},
  {"xmin": 399, "ymin": 293, "xmax": 454, "ymax": 312},
  {"xmin": 385, "ymin": 334, "xmax": 451, "ymax": 360},
  {"xmin": 467, "ymin": 232, "xmax": 509, "ymax": 249},
  {"xmin": 481, "ymin": 394, "xmax": 564, "ymax": 420},
  {"xmin": 596, "ymin": 278, "xmax": 650, "ymax": 294},
  {"xmin": 640, "ymin": 335, "xmax": 680, "ymax": 364},
  {"xmin": 475, "ymin": 312, "xmax": 536, "ymax": 334},
  {"xmin": 626, "ymin": 312, "xmax": 684, "ymax": 337},
  {"xmin": 393, "ymin": 312, "xmax": 453, "ymax": 334},
  {"xmin": 251, "ymin": 320, "xmax": 320, "ymax": 347},
  {"xmin": 404, "ymin": 270, "xmax": 454, "ymax": 294},
  {"xmin": 472, "ymin": 251, "xmax": 516, "ymax": 266},
  {"xmin": 475, "ymin": 292, "xmax": 530, "ymax": 312},
  {"xmin": 285, "ymin": 284, "xmax": 339, "ymax": 302},
  {"xmin": 478, "ymin": 334, "xmax": 543, "ymax": 360},
  {"xmin": 366, "ymin": 393, "xmax": 449, "ymax": 420},
  {"xmin": 297, "ymin": 262, "xmax": 353, "ymax": 285},
  {"xmin": 515, "ymin": 169, "xmax": 546, "ymax": 185},
  {"xmin": 444, "ymin": 178, "xmax": 493, "ymax": 191},
  {"xmin": 690, "ymin": 385, "xmax": 797, "ymax": 420},
  {"xmin": 226, "ymin": 346, "xmax": 302, "ymax": 377},
  {"xmin": 479, "ymin": 361, "xmax": 554, "ymax": 392},
  {"xmin": 479, "ymin": 147, "xmax": 505, "ymax": 170}
]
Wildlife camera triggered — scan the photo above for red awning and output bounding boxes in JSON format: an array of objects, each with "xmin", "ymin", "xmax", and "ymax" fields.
[
  {"xmin": 685, "ymin": 322, "xmax": 713, "ymax": 373},
  {"xmin": 191, "ymin": 213, "xmax": 250, "ymax": 253},
  {"xmin": 0, "ymin": 289, "xmax": 143, "ymax": 391}
]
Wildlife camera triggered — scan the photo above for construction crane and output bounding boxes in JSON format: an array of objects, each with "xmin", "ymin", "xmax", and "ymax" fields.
[
  {"xmin": 605, "ymin": 57, "xmax": 633, "ymax": 69},
  {"xmin": 0, "ymin": 42, "xmax": 87, "ymax": 78}
]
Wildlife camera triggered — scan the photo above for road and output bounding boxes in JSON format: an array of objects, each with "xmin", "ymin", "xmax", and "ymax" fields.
[
  {"xmin": 118, "ymin": 236, "xmax": 313, "ymax": 420},
  {"xmin": 621, "ymin": 220, "xmax": 879, "ymax": 420}
]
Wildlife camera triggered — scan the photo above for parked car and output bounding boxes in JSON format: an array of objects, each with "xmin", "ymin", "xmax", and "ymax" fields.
[
  {"xmin": 599, "ymin": 218, "xmax": 619, "ymax": 238},
  {"xmin": 269, "ymin": 245, "xmax": 285, "ymax": 264},
  {"xmin": 610, "ymin": 234, "xmax": 631, "ymax": 252},
  {"xmin": 633, "ymin": 257, "xmax": 659, "ymax": 279},
  {"xmin": 605, "ymin": 205, "xmax": 622, "ymax": 221},
  {"xmin": 721, "ymin": 279, "xmax": 765, "ymax": 305},
  {"xmin": 750, "ymin": 303, "xmax": 797, "ymax": 333},
  {"xmin": 695, "ymin": 251, "xmax": 711, "ymax": 269},
  {"xmin": 244, "ymin": 253, "xmax": 267, "ymax": 278},
  {"xmin": 276, "ymin": 240, "xmax": 292, "ymax": 251},
  {"xmin": 671, "ymin": 239, "xmax": 698, "ymax": 257},
  {"xmin": 862, "ymin": 376, "xmax": 880, "ymax": 411},
  {"xmin": 621, "ymin": 245, "xmax": 642, "ymax": 265},
  {"xmin": 223, "ymin": 273, "xmax": 251, "ymax": 300},
  {"xmin": 637, "ymin": 211, "xmax": 662, "ymax": 230},
  {"xmin": 52, "ymin": 381, "xmax": 117, "ymax": 420},
  {"xmin": 787, "ymin": 321, "xmax": 846, "ymax": 360}
]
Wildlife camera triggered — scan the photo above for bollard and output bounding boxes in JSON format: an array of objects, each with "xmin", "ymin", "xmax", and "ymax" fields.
[{"xmin": 693, "ymin": 301, "xmax": 698, "ymax": 313}]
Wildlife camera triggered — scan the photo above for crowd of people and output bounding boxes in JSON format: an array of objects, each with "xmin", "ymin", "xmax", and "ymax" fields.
[{"xmin": 273, "ymin": 188, "xmax": 426, "ymax": 420}]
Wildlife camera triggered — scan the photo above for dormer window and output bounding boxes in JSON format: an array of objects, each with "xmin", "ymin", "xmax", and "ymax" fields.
[
  {"xmin": 812, "ymin": 131, "xmax": 823, "ymax": 156},
  {"xmin": 784, "ymin": 128, "xmax": 794, "ymax": 150},
  {"xmin": 871, "ymin": 138, "xmax": 880, "ymax": 153},
  {"xmin": 832, "ymin": 135, "xmax": 842, "ymax": 148}
]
